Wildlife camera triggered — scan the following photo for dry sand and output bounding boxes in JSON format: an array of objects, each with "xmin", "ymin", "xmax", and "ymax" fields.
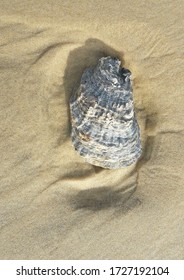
[{"xmin": 0, "ymin": 0, "xmax": 184, "ymax": 259}]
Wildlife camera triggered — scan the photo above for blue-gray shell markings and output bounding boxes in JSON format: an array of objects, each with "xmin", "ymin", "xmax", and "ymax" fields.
[{"xmin": 69, "ymin": 56, "xmax": 142, "ymax": 169}]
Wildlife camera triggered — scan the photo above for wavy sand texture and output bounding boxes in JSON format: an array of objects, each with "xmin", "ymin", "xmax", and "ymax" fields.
[{"xmin": 0, "ymin": 0, "xmax": 184, "ymax": 259}]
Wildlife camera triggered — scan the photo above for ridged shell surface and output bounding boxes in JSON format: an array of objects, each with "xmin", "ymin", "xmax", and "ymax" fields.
[{"xmin": 69, "ymin": 56, "xmax": 142, "ymax": 169}]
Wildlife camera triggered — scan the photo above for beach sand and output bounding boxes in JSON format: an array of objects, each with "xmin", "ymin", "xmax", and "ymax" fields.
[{"xmin": 0, "ymin": 0, "xmax": 184, "ymax": 259}]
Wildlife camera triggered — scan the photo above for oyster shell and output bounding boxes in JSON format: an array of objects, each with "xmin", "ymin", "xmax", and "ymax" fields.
[{"xmin": 69, "ymin": 56, "xmax": 142, "ymax": 169}]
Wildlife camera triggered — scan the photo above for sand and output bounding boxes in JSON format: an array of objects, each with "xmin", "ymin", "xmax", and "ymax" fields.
[{"xmin": 0, "ymin": 0, "xmax": 184, "ymax": 259}]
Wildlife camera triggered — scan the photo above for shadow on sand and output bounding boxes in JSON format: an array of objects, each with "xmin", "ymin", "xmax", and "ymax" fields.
[{"xmin": 63, "ymin": 38, "xmax": 155, "ymax": 211}]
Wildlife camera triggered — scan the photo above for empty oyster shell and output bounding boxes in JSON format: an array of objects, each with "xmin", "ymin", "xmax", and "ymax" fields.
[{"xmin": 69, "ymin": 56, "xmax": 142, "ymax": 169}]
